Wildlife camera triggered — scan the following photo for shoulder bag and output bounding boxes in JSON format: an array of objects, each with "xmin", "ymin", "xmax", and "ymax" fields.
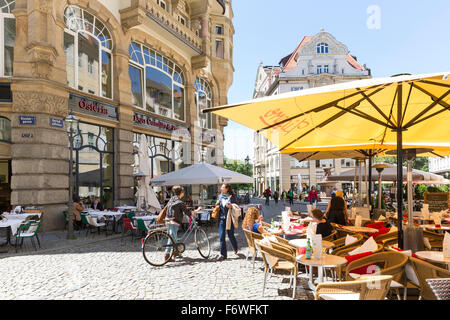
[{"xmin": 156, "ymin": 204, "xmax": 169, "ymax": 225}]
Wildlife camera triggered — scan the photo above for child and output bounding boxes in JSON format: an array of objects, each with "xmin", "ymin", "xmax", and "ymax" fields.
[{"xmin": 311, "ymin": 208, "xmax": 333, "ymax": 238}]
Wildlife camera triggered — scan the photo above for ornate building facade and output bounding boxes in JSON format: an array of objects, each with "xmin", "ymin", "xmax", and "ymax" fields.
[
  {"xmin": 253, "ymin": 30, "xmax": 371, "ymax": 196},
  {"xmin": 0, "ymin": 0, "xmax": 234, "ymax": 231}
]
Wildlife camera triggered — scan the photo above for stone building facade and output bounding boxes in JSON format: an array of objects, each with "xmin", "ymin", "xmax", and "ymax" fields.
[
  {"xmin": 253, "ymin": 30, "xmax": 371, "ymax": 197},
  {"xmin": 0, "ymin": 0, "xmax": 234, "ymax": 231}
]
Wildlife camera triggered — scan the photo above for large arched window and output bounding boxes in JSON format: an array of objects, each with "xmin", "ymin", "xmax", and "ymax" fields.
[
  {"xmin": 316, "ymin": 43, "xmax": 329, "ymax": 54},
  {"xmin": 128, "ymin": 42, "xmax": 185, "ymax": 122},
  {"xmin": 0, "ymin": 0, "xmax": 15, "ymax": 77},
  {"xmin": 64, "ymin": 5, "xmax": 113, "ymax": 99},
  {"xmin": 195, "ymin": 78, "xmax": 212, "ymax": 129}
]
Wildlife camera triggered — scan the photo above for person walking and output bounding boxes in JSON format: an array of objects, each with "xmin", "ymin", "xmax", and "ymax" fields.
[
  {"xmin": 281, "ymin": 190, "xmax": 287, "ymax": 204},
  {"xmin": 288, "ymin": 188, "xmax": 294, "ymax": 206},
  {"xmin": 263, "ymin": 187, "xmax": 271, "ymax": 206},
  {"xmin": 273, "ymin": 189, "xmax": 279, "ymax": 204},
  {"xmin": 325, "ymin": 190, "xmax": 349, "ymax": 226},
  {"xmin": 164, "ymin": 186, "xmax": 202, "ymax": 262},
  {"xmin": 216, "ymin": 183, "xmax": 239, "ymax": 261},
  {"xmin": 308, "ymin": 186, "xmax": 318, "ymax": 206}
]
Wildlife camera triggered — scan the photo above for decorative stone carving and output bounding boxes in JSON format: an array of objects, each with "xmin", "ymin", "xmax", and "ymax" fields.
[{"xmin": 13, "ymin": 92, "xmax": 68, "ymax": 117}]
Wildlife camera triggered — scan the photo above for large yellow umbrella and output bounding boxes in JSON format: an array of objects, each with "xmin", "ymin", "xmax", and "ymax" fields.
[{"xmin": 204, "ymin": 72, "xmax": 450, "ymax": 248}]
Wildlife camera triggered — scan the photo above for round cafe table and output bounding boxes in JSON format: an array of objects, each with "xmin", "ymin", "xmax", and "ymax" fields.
[
  {"xmin": 289, "ymin": 239, "xmax": 335, "ymax": 250},
  {"xmin": 420, "ymin": 224, "xmax": 450, "ymax": 233},
  {"xmin": 415, "ymin": 251, "xmax": 450, "ymax": 270},
  {"xmin": 343, "ymin": 226, "xmax": 378, "ymax": 234},
  {"xmin": 296, "ymin": 254, "xmax": 347, "ymax": 290}
]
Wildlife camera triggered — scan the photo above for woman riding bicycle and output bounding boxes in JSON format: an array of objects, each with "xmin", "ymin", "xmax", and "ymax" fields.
[{"xmin": 164, "ymin": 186, "xmax": 202, "ymax": 262}]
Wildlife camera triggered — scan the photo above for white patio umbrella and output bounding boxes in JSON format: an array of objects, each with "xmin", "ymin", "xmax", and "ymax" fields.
[
  {"xmin": 136, "ymin": 134, "xmax": 161, "ymax": 213},
  {"xmin": 150, "ymin": 163, "xmax": 254, "ymax": 186}
]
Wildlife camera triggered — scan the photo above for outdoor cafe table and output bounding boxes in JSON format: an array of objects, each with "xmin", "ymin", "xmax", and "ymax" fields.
[
  {"xmin": 342, "ymin": 226, "xmax": 379, "ymax": 234},
  {"xmin": 116, "ymin": 206, "xmax": 136, "ymax": 212},
  {"xmin": 420, "ymin": 224, "xmax": 450, "ymax": 234},
  {"xmin": 296, "ymin": 254, "xmax": 347, "ymax": 290},
  {"xmin": 289, "ymin": 239, "xmax": 335, "ymax": 250},
  {"xmin": 415, "ymin": 251, "xmax": 450, "ymax": 270},
  {"xmin": 0, "ymin": 213, "xmax": 42, "ymax": 245},
  {"xmin": 88, "ymin": 210, "xmax": 124, "ymax": 233}
]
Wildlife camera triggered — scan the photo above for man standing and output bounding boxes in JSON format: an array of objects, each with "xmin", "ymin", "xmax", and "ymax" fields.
[
  {"xmin": 263, "ymin": 187, "xmax": 271, "ymax": 206},
  {"xmin": 288, "ymin": 188, "xmax": 294, "ymax": 206},
  {"xmin": 274, "ymin": 189, "xmax": 279, "ymax": 204}
]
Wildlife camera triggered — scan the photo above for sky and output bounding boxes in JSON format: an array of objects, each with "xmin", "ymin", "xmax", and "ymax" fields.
[{"xmin": 223, "ymin": 0, "xmax": 450, "ymax": 161}]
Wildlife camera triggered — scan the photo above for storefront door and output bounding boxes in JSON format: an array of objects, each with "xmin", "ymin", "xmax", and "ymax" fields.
[
  {"xmin": 73, "ymin": 122, "xmax": 114, "ymax": 209},
  {"xmin": 0, "ymin": 160, "xmax": 11, "ymax": 212}
]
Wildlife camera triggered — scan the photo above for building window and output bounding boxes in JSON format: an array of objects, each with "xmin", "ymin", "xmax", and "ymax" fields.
[
  {"xmin": 128, "ymin": 42, "xmax": 185, "ymax": 122},
  {"xmin": 316, "ymin": 159, "xmax": 335, "ymax": 168},
  {"xmin": 316, "ymin": 43, "xmax": 329, "ymax": 54},
  {"xmin": 291, "ymin": 87, "xmax": 303, "ymax": 92},
  {"xmin": 317, "ymin": 65, "xmax": 323, "ymax": 74},
  {"xmin": 0, "ymin": 117, "xmax": 11, "ymax": 143},
  {"xmin": 341, "ymin": 158, "xmax": 356, "ymax": 168},
  {"xmin": 215, "ymin": 40, "xmax": 224, "ymax": 59},
  {"xmin": 195, "ymin": 78, "xmax": 213, "ymax": 129},
  {"xmin": 324, "ymin": 65, "xmax": 329, "ymax": 73},
  {"xmin": 302, "ymin": 69, "xmax": 305, "ymax": 76},
  {"xmin": 64, "ymin": 5, "xmax": 113, "ymax": 99},
  {"xmin": 178, "ymin": 15, "xmax": 186, "ymax": 26},
  {"xmin": 0, "ymin": 0, "xmax": 15, "ymax": 77},
  {"xmin": 157, "ymin": 0, "xmax": 167, "ymax": 11},
  {"xmin": 216, "ymin": 25, "xmax": 223, "ymax": 35},
  {"xmin": 291, "ymin": 159, "xmax": 309, "ymax": 169}
]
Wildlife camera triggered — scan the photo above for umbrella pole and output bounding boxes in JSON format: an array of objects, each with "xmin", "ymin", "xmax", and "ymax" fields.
[
  {"xmin": 407, "ymin": 158, "xmax": 414, "ymax": 227},
  {"xmin": 397, "ymin": 85, "xmax": 404, "ymax": 250},
  {"xmin": 353, "ymin": 165, "xmax": 357, "ymax": 207},
  {"xmin": 358, "ymin": 160, "xmax": 363, "ymax": 206},
  {"xmin": 368, "ymin": 153, "xmax": 373, "ymax": 214},
  {"xmin": 364, "ymin": 160, "xmax": 368, "ymax": 206}
]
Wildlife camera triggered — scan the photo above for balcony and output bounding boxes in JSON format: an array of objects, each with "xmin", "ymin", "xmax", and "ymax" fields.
[{"xmin": 120, "ymin": 0, "xmax": 203, "ymax": 55}]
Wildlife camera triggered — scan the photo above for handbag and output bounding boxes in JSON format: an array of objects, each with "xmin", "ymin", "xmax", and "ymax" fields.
[
  {"xmin": 211, "ymin": 206, "xmax": 220, "ymax": 219},
  {"xmin": 156, "ymin": 204, "xmax": 168, "ymax": 225}
]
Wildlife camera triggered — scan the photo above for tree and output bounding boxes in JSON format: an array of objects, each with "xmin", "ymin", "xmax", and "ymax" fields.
[
  {"xmin": 223, "ymin": 157, "xmax": 253, "ymax": 193},
  {"xmin": 374, "ymin": 156, "xmax": 429, "ymax": 172}
]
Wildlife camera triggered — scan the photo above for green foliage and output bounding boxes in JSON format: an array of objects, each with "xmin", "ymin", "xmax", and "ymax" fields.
[
  {"xmin": 374, "ymin": 156, "xmax": 429, "ymax": 172},
  {"xmin": 223, "ymin": 157, "xmax": 253, "ymax": 192},
  {"xmin": 415, "ymin": 184, "xmax": 428, "ymax": 200}
]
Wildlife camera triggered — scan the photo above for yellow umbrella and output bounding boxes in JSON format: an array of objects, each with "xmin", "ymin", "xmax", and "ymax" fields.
[{"xmin": 205, "ymin": 72, "xmax": 450, "ymax": 248}]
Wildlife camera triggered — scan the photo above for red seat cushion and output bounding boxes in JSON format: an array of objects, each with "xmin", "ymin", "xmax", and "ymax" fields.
[
  {"xmin": 373, "ymin": 227, "xmax": 391, "ymax": 239},
  {"xmin": 366, "ymin": 222, "xmax": 385, "ymax": 230},
  {"xmin": 345, "ymin": 251, "xmax": 377, "ymax": 275}
]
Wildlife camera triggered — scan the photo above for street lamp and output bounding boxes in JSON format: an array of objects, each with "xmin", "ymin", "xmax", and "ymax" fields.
[
  {"xmin": 65, "ymin": 112, "xmax": 79, "ymax": 240},
  {"xmin": 373, "ymin": 163, "xmax": 392, "ymax": 215},
  {"xmin": 245, "ymin": 155, "xmax": 251, "ymax": 197}
]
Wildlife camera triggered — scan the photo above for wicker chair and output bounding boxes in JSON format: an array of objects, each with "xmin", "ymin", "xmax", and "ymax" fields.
[
  {"xmin": 409, "ymin": 256, "xmax": 450, "ymax": 300},
  {"xmin": 375, "ymin": 232, "xmax": 398, "ymax": 247},
  {"xmin": 331, "ymin": 223, "xmax": 358, "ymax": 238},
  {"xmin": 243, "ymin": 229, "xmax": 263, "ymax": 270},
  {"xmin": 422, "ymin": 230, "xmax": 444, "ymax": 250},
  {"xmin": 323, "ymin": 229, "xmax": 338, "ymax": 241},
  {"xmin": 333, "ymin": 243, "xmax": 384, "ymax": 258},
  {"xmin": 345, "ymin": 251, "xmax": 408, "ymax": 300},
  {"xmin": 330, "ymin": 234, "xmax": 364, "ymax": 253},
  {"xmin": 315, "ymin": 275, "xmax": 393, "ymax": 300},
  {"xmin": 255, "ymin": 240, "xmax": 298, "ymax": 299}
]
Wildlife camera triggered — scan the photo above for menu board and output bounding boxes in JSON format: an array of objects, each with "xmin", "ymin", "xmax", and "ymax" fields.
[{"xmin": 424, "ymin": 193, "xmax": 450, "ymax": 212}]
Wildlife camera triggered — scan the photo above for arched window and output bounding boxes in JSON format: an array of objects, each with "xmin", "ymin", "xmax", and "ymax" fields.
[
  {"xmin": 195, "ymin": 78, "xmax": 212, "ymax": 129},
  {"xmin": 316, "ymin": 43, "xmax": 329, "ymax": 54},
  {"xmin": 64, "ymin": 5, "xmax": 113, "ymax": 99},
  {"xmin": 0, "ymin": 0, "xmax": 15, "ymax": 77},
  {"xmin": 128, "ymin": 42, "xmax": 185, "ymax": 121}
]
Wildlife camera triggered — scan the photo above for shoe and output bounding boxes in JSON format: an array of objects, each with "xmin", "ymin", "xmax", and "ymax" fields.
[
  {"xmin": 164, "ymin": 254, "xmax": 175, "ymax": 262},
  {"xmin": 217, "ymin": 256, "xmax": 226, "ymax": 261}
]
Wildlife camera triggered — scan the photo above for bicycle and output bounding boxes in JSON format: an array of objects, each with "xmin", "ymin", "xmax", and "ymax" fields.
[{"xmin": 142, "ymin": 217, "xmax": 211, "ymax": 267}]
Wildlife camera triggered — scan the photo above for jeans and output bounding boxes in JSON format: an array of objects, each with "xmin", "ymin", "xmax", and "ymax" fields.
[
  {"xmin": 165, "ymin": 223, "xmax": 179, "ymax": 254},
  {"xmin": 218, "ymin": 218, "xmax": 238, "ymax": 259},
  {"xmin": 265, "ymin": 196, "xmax": 270, "ymax": 206}
]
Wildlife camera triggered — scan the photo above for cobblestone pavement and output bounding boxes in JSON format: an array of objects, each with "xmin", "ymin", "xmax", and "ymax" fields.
[{"xmin": 0, "ymin": 199, "xmax": 321, "ymax": 300}]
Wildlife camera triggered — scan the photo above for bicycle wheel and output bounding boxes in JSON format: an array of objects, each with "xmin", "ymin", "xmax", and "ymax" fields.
[
  {"xmin": 142, "ymin": 230, "xmax": 175, "ymax": 267},
  {"xmin": 194, "ymin": 228, "xmax": 210, "ymax": 259}
]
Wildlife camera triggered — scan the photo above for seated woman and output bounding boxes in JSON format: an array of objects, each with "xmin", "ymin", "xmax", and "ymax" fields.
[
  {"xmin": 325, "ymin": 190, "xmax": 349, "ymax": 226},
  {"xmin": 242, "ymin": 207, "xmax": 282, "ymax": 236},
  {"xmin": 311, "ymin": 208, "xmax": 333, "ymax": 238}
]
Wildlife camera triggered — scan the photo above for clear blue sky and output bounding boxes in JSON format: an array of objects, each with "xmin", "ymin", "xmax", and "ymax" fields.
[{"xmin": 224, "ymin": 0, "xmax": 450, "ymax": 160}]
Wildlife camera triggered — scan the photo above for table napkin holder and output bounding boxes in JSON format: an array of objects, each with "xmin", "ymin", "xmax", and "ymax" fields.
[{"xmin": 355, "ymin": 215, "xmax": 362, "ymax": 228}]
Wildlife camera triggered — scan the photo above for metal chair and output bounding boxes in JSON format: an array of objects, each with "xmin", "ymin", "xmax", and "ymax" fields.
[{"xmin": 15, "ymin": 221, "xmax": 42, "ymax": 252}]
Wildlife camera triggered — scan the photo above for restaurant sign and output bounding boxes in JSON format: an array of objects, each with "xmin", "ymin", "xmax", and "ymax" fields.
[
  {"xmin": 68, "ymin": 93, "xmax": 118, "ymax": 121},
  {"xmin": 133, "ymin": 112, "xmax": 190, "ymax": 138}
]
